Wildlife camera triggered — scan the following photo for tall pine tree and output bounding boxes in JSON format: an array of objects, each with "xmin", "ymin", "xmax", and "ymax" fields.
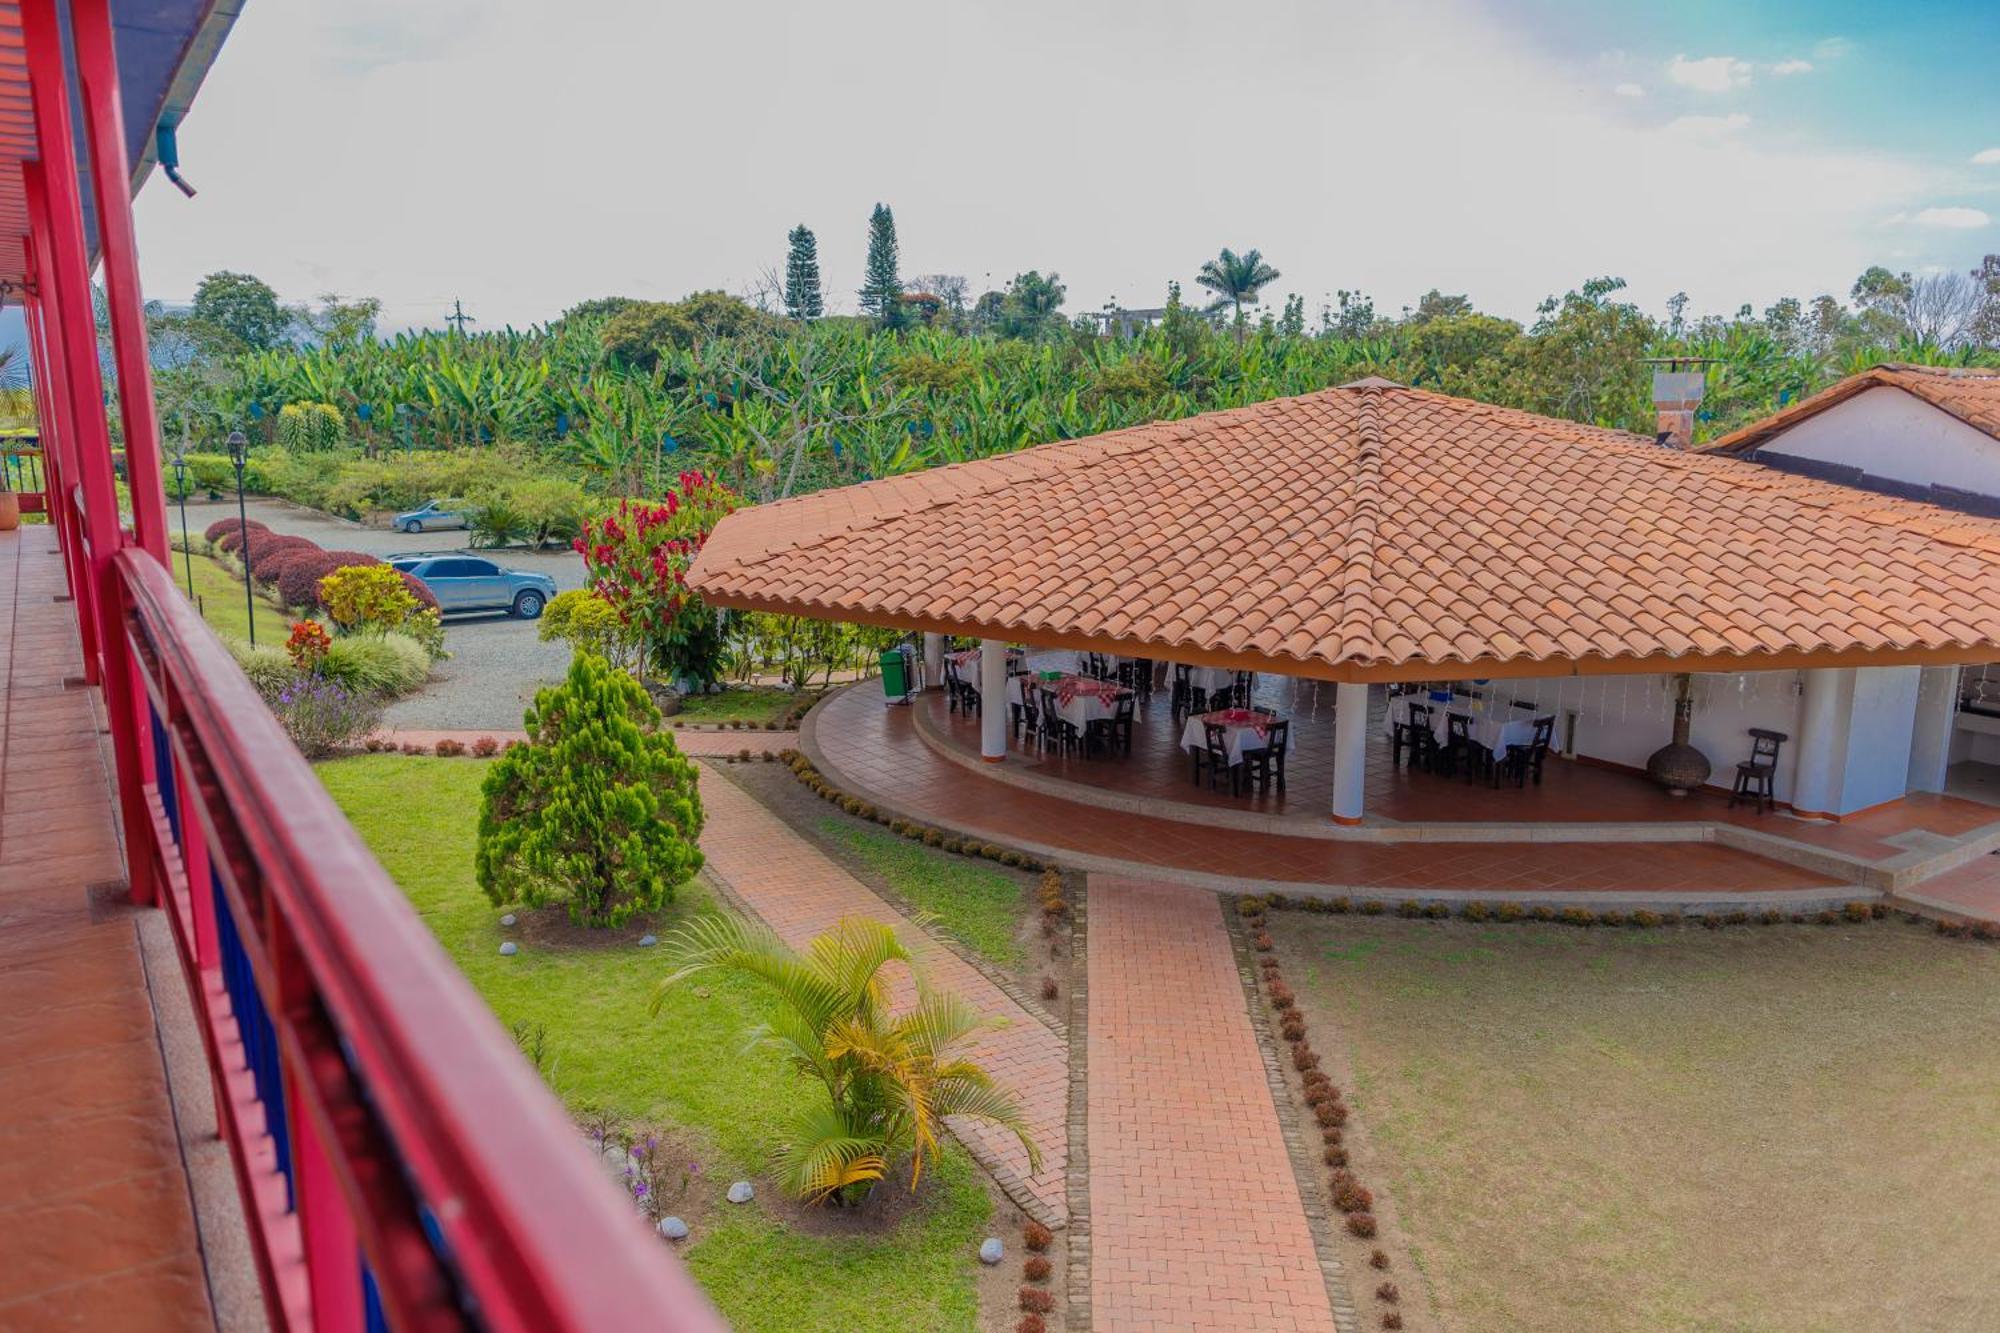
[
  {"xmin": 783, "ymin": 224, "xmax": 824, "ymax": 321},
  {"xmin": 858, "ymin": 203, "xmax": 903, "ymax": 329}
]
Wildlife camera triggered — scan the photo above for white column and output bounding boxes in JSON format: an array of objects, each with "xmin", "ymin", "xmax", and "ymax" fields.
[
  {"xmin": 1906, "ymin": 665, "xmax": 1960, "ymax": 795},
  {"xmin": 980, "ymin": 638, "xmax": 1009, "ymax": 761},
  {"xmin": 1331, "ymin": 681, "xmax": 1368, "ymax": 824},
  {"xmin": 1790, "ymin": 668, "xmax": 1845, "ymax": 818},
  {"xmin": 922, "ymin": 632, "xmax": 944, "ymax": 691}
]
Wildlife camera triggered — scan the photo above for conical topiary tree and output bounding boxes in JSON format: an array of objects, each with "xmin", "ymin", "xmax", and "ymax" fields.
[{"xmin": 476, "ymin": 652, "xmax": 704, "ymax": 927}]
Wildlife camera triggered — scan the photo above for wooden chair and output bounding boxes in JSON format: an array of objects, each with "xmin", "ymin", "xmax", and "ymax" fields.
[
  {"xmin": 1090, "ymin": 691, "xmax": 1136, "ymax": 756},
  {"xmin": 1010, "ymin": 679, "xmax": 1038, "ymax": 742},
  {"xmin": 1500, "ymin": 716, "xmax": 1555, "ymax": 788},
  {"xmin": 1040, "ymin": 688, "xmax": 1079, "ymax": 756},
  {"xmin": 1392, "ymin": 702, "xmax": 1436, "ymax": 770},
  {"xmin": 1192, "ymin": 721, "xmax": 1239, "ymax": 794},
  {"xmin": 1242, "ymin": 720, "xmax": 1290, "ymax": 795},
  {"xmin": 1729, "ymin": 728, "xmax": 1787, "ymax": 812},
  {"xmin": 1444, "ymin": 712, "xmax": 1489, "ymax": 782}
]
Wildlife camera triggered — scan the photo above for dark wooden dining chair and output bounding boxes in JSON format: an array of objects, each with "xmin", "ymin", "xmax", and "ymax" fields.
[
  {"xmin": 1392, "ymin": 702, "xmax": 1436, "ymax": 770},
  {"xmin": 1501, "ymin": 716, "xmax": 1556, "ymax": 787},
  {"xmin": 1192, "ymin": 721, "xmax": 1238, "ymax": 794},
  {"xmin": 1242, "ymin": 720, "xmax": 1289, "ymax": 795},
  {"xmin": 1729, "ymin": 728, "xmax": 1787, "ymax": 812},
  {"xmin": 1444, "ymin": 712, "xmax": 1489, "ymax": 782},
  {"xmin": 1103, "ymin": 692, "xmax": 1137, "ymax": 755},
  {"xmin": 1010, "ymin": 681, "xmax": 1038, "ymax": 742},
  {"xmin": 1040, "ymin": 688, "xmax": 1079, "ymax": 756}
]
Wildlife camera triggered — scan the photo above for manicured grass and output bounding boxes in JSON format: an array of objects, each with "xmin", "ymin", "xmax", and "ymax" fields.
[
  {"xmin": 172, "ymin": 546, "xmax": 292, "ymax": 645},
  {"xmin": 1276, "ymin": 915, "xmax": 2000, "ymax": 1331},
  {"xmin": 814, "ymin": 816, "xmax": 1027, "ymax": 967},
  {"xmin": 316, "ymin": 754, "xmax": 990, "ymax": 1332},
  {"xmin": 673, "ymin": 686, "xmax": 805, "ymax": 726}
]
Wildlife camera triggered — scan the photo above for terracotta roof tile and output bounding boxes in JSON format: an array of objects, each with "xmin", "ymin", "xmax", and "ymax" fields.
[
  {"xmin": 1706, "ymin": 364, "xmax": 2000, "ymax": 454},
  {"xmin": 691, "ymin": 382, "xmax": 2000, "ymax": 680}
]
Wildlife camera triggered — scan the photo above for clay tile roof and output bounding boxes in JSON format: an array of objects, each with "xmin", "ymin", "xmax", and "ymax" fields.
[
  {"xmin": 690, "ymin": 382, "xmax": 2000, "ymax": 682},
  {"xmin": 1705, "ymin": 363, "xmax": 2000, "ymax": 455}
]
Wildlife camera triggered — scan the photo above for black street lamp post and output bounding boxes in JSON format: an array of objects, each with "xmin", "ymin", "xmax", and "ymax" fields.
[
  {"xmin": 227, "ymin": 429, "xmax": 256, "ymax": 646},
  {"xmin": 170, "ymin": 446, "xmax": 194, "ymax": 598}
]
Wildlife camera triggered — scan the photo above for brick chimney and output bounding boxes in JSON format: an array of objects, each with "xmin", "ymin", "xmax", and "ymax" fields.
[{"xmin": 1650, "ymin": 364, "xmax": 1706, "ymax": 449}]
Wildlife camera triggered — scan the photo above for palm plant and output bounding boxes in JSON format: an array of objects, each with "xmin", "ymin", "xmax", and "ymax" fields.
[
  {"xmin": 653, "ymin": 915, "xmax": 1040, "ymax": 1205},
  {"xmin": 1196, "ymin": 247, "xmax": 1281, "ymax": 341}
]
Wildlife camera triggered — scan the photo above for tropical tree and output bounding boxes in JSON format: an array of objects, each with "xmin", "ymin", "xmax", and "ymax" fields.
[
  {"xmin": 858, "ymin": 203, "xmax": 903, "ymax": 329},
  {"xmin": 1195, "ymin": 247, "xmax": 1281, "ymax": 340},
  {"xmin": 653, "ymin": 914, "xmax": 1040, "ymax": 1205},
  {"xmin": 192, "ymin": 270, "xmax": 293, "ymax": 351},
  {"xmin": 996, "ymin": 271, "xmax": 1067, "ymax": 340},
  {"xmin": 784, "ymin": 224, "xmax": 824, "ymax": 321},
  {"xmin": 476, "ymin": 652, "xmax": 704, "ymax": 927}
]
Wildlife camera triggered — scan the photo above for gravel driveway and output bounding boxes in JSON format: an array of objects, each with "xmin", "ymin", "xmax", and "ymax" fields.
[{"xmin": 180, "ymin": 497, "xmax": 578, "ymax": 731}]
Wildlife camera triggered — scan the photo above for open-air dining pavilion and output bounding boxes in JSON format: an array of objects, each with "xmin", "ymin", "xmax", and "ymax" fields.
[{"xmin": 690, "ymin": 378, "xmax": 2000, "ymax": 895}]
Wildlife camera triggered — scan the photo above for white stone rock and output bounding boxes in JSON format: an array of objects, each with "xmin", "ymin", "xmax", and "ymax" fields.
[
  {"xmin": 638, "ymin": 934, "xmax": 658, "ymax": 947},
  {"xmin": 978, "ymin": 1237, "xmax": 1004, "ymax": 1265},
  {"xmin": 501, "ymin": 913, "xmax": 518, "ymax": 927},
  {"xmin": 498, "ymin": 941, "xmax": 518, "ymax": 957},
  {"xmin": 726, "ymin": 1180, "xmax": 755, "ymax": 1204},
  {"xmin": 659, "ymin": 1216, "xmax": 689, "ymax": 1240}
]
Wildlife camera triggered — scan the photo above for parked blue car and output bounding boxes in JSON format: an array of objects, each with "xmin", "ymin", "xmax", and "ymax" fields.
[
  {"xmin": 387, "ymin": 554, "xmax": 555, "ymax": 618},
  {"xmin": 391, "ymin": 499, "xmax": 468, "ymax": 534}
]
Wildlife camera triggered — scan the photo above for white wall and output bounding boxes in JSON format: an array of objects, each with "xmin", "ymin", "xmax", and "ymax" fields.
[
  {"xmin": 1759, "ymin": 386, "xmax": 2000, "ymax": 496},
  {"xmin": 1493, "ymin": 671, "xmax": 1803, "ymax": 799},
  {"xmin": 1839, "ymin": 667, "xmax": 1922, "ymax": 812}
]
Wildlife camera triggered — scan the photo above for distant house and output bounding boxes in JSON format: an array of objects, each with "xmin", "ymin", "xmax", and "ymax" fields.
[
  {"xmin": 1090, "ymin": 307, "xmax": 1169, "ymax": 337},
  {"xmin": 1703, "ymin": 364, "xmax": 2000, "ymax": 517}
]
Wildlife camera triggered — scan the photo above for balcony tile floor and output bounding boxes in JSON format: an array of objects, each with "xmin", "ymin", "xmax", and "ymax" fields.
[{"xmin": 0, "ymin": 527, "xmax": 214, "ymax": 1331}]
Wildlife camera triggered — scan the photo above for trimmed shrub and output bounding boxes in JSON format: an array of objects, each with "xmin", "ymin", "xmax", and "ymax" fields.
[
  {"xmin": 471, "ymin": 735, "xmax": 500, "ymax": 757},
  {"xmin": 1023, "ymin": 1255, "xmax": 1052, "ymax": 1283},
  {"xmin": 1370, "ymin": 1249, "xmax": 1391, "ymax": 1270},
  {"xmin": 1396, "ymin": 900, "xmax": 1423, "ymax": 919},
  {"xmin": 1314, "ymin": 1101, "xmax": 1348, "ymax": 1128},
  {"xmin": 1041, "ymin": 976, "xmax": 1059, "ymax": 1001},
  {"xmin": 1292, "ymin": 1043, "xmax": 1319, "ymax": 1072},
  {"xmin": 1843, "ymin": 902, "xmax": 1873, "ymax": 923},
  {"xmin": 1382, "ymin": 1313, "xmax": 1403, "ymax": 1330},
  {"xmin": 1359, "ymin": 900, "xmax": 1386, "ymax": 915},
  {"xmin": 435, "ymin": 739, "xmax": 466, "ymax": 757},
  {"xmin": 1023, "ymin": 1220, "xmax": 1052, "ymax": 1252},
  {"xmin": 204, "ymin": 516, "xmax": 267, "ymax": 544},
  {"xmin": 1267, "ymin": 981, "xmax": 1296, "ymax": 1011},
  {"xmin": 1461, "ymin": 901, "xmax": 1490, "ymax": 922},
  {"xmin": 1375, "ymin": 1282, "xmax": 1400, "ymax": 1304},
  {"xmin": 1529, "ymin": 905, "xmax": 1556, "ymax": 921},
  {"xmin": 1018, "ymin": 1286, "xmax": 1055, "ymax": 1314},
  {"xmin": 1598, "ymin": 910, "xmax": 1627, "ymax": 928},
  {"xmin": 1321, "ymin": 1125, "xmax": 1343, "ymax": 1146},
  {"xmin": 1334, "ymin": 1182, "xmax": 1373, "ymax": 1213},
  {"xmin": 276, "ymin": 551, "xmax": 346, "ymax": 610},
  {"xmin": 1254, "ymin": 931, "xmax": 1274, "ymax": 952},
  {"xmin": 1495, "ymin": 901, "xmax": 1524, "ymax": 922},
  {"xmin": 1631, "ymin": 910, "xmax": 1661, "ymax": 928},
  {"xmin": 1016, "ymin": 1318, "xmax": 1047, "ymax": 1333},
  {"xmin": 1324, "ymin": 1146, "xmax": 1349, "ymax": 1167},
  {"xmin": 322, "ymin": 633, "xmax": 430, "ymax": 696},
  {"xmin": 249, "ymin": 535, "xmax": 320, "ymax": 583},
  {"xmin": 1346, "ymin": 1212, "xmax": 1377, "ymax": 1238}
]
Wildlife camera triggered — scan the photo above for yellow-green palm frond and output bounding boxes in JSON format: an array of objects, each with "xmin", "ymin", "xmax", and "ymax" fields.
[
  {"xmin": 804, "ymin": 917, "xmax": 916, "ymax": 1023},
  {"xmin": 931, "ymin": 1080, "xmax": 1042, "ymax": 1174},
  {"xmin": 653, "ymin": 913, "xmax": 845, "ymax": 1029},
  {"xmin": 774, "ymin": 1104, "xmax": 890, "ymax": 1205}
]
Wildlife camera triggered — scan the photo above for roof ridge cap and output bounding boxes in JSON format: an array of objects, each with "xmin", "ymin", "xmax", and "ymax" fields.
[{"xmin": 1335, "ymin": 389, "xmax": 1385, "ymax": 661}]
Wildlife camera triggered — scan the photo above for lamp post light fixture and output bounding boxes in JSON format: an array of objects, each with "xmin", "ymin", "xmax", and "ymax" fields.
[
  {"xmin": 227, "ymin": 429, "xmax": 256, "ymax": 647},
  {"xmin": 170, "ymin": 445, "xmax": 194, "ymax": 598}
]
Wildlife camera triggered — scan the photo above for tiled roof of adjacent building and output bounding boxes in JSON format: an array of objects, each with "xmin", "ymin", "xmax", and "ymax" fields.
[
  {"xmin": 689, "ymin": 380, "xmax": 2000, "ymax": 682},
  {"xmin": 1704, "ymin": 363, "xmax": 2000, "ymax": 454}
]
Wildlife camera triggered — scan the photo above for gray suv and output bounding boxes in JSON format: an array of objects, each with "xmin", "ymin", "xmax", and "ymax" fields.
[{"xmin": 388, "ymin": 554, "xmax": 556, "ymax": 618}]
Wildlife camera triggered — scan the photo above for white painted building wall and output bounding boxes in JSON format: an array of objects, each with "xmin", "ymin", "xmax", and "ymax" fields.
[{"xmin": 1754, "ymin": 385, "xmax": 2000, "ymax": 495}]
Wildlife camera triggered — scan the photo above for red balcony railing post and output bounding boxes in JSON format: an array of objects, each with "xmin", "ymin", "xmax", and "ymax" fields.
[
  {"xmin": 21, "ymin": 0, "xmax": 156, "ymax": 905},
  {"xmin": 20, "ymin": 268, "xmax": 98, "ymax": 673},
  {"xmin": 68, "ymin": 0, "xmax": 169, "ymax": 566}
]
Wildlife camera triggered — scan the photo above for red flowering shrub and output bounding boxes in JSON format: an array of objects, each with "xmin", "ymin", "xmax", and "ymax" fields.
[
  {"xmin": 574, "ymin": 473, "xmax": 737, "ymax": 685},
  {"xmin": 285, "ymin": 620, "xmax": 332, "ymax": 673}
]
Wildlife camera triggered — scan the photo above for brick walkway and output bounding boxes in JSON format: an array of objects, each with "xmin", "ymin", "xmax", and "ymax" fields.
[
  {"xmin": 1088, "ymin": 877, "xmax": 1336, "ymax": 1332},
  {"xmin": 811, "ymin": 686, "xmax": 1848, "ymax": 898},
  {"xmin": 0, "ymin": 528, "xmax": 214, "ymax": 1330},
  {"xmin": 695, "ymin": 768, "xmax": 1069, "ymax": 1222}
]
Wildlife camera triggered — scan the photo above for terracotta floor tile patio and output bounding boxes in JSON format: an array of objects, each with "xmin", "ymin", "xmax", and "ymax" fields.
[
  {"xmin": 0, "ymin": 528, "xmax": 214, "ymax": 1331},
  {"xmin": 812, "ymin": 685, "xmax": 1853, "ymax": 898}
]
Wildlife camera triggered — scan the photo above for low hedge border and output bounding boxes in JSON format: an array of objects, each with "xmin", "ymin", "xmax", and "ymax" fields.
[
  {"xmin": 1233, "ymin": 891, "xmax": 1907, "ymax": 933},
  {"xmin": 776, "ymin": 749, "xmax": 1059, "ymax": 875}
]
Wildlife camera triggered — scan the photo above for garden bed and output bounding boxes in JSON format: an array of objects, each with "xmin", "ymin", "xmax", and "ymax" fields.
[
  {"xmin": 317, "ymin": 753, "xmax": 1016, "ymax": 1331},
  {"xmin": 1265, "ymin": 909, "xmax": 2000, "ymax": 1331}
]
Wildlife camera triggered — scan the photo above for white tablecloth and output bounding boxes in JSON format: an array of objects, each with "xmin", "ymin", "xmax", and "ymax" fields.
[
  {"xmin": 1024, "ymin": 677, "xmax": 1128, "ymax": 729},
  {"xmin": 1179, "ymin": 713, "xmax": 1275, "ymax": 767},
  {"xmin": 1183, "ymin": 666, "xmax": 1237, "ymax": 693},
  {"xmin": 1385, "ymin": 694, "xmax": 1547, "ymax": 758}
]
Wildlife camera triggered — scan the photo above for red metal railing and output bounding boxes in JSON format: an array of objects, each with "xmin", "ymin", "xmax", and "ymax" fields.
[{"xmin": 116, "ymin": 547, "xmax": 724, "ymax": 1332}]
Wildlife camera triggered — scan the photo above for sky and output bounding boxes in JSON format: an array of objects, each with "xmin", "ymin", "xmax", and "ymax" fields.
[{"xmin": 126, "ymin": 0, "xmax": 2000, "ymax": 334}]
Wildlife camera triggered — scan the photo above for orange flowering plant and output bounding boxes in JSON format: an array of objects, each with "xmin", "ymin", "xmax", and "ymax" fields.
[{"xmin": 285, "ymin": 619, "xmax": 333, "ymax": 673}]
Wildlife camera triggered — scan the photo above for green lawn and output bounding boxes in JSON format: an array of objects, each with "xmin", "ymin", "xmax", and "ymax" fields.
[
  {"xmin": 172, "ymin": 546, "xmax": 292, "ymax": 645},
  {"xmin": 814, "ymin": 817, "xmax": 1027, "ymax": 968},
  {"xmin": 1276, "ymin": 915, "xmax": 2000, "ymax": 1332},
  {"xmin": 673, "ymin": 686, "xmax": 805, "ymax": 726},
  {"xmin": 317, "ymin": 755, "xmax": 990, "ymax": 1332}
]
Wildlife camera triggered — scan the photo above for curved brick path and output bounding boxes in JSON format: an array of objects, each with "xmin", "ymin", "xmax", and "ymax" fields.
[
  {"xmin": 695, "ymin": 767, "xmax": 1069, "ymax": 1222},
  {"xmin": 1088, "ymin": 878, "xmax": 1339, "ymax": 1332}
]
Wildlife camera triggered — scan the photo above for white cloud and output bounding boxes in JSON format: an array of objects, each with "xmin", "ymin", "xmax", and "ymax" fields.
[
  {"xmin": 1667, "ymin": 54, "xmax": 1752, "ymax": 92},
  {"xmin": 1770, "ymin": 59, "xmax": 1813, "ymax": 76},
  {"xmin": 1912, "ymin": 207, "xmax": 1992, "ymax": 229},
  {"xmin": 1973, "ymin": 148, "xmax": 2000, "ymax": 166},
  {"xmin": 1813, "ymin": 36, "xmax": 1854, "ymax": 61},
  {"xmin": 128, "ymin": 0, "xmax": 1949, "ymax": 330},
  {"xmin": 1665, "ymin": 113, "xmax": 1753, "ymax": 139},
  {"xmin": 1613, "ymin": 82, "xmax": 1644, "ymax": 98}
]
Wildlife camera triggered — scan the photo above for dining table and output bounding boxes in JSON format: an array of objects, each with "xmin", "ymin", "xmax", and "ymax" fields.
[
  {"xmin": 1179, "ymin": 707, "xmax": 1283, "ymax": 767},
  {"xmin": 1384, "ymin": 692, "xmax": 1547, "ymax": 759},
  {"xmin": 1023, "ymin": 673, "xmax": 1131, "ymax": 730}
]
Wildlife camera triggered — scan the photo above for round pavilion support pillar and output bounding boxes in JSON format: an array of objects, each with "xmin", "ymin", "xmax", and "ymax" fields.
[
  {"xmin": 980, "ymin": 638, "xmax": 1009, "ymax": 761},
  {"xmin": 1331, "ymin": 681, "xmax": 1368, "ymax": 825},
  {"xmin": 1790, "ymin": 668, "xmax": 1844, "ymax": 820},
  {"xmin": 923, "ymin": 633, "xmax": 945, "ymax": 692}
]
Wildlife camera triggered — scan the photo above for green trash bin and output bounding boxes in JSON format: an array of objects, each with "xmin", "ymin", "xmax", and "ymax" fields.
[{"xmin": 880, "ymin": 647, "xmax": 911, "ymax": 702}]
